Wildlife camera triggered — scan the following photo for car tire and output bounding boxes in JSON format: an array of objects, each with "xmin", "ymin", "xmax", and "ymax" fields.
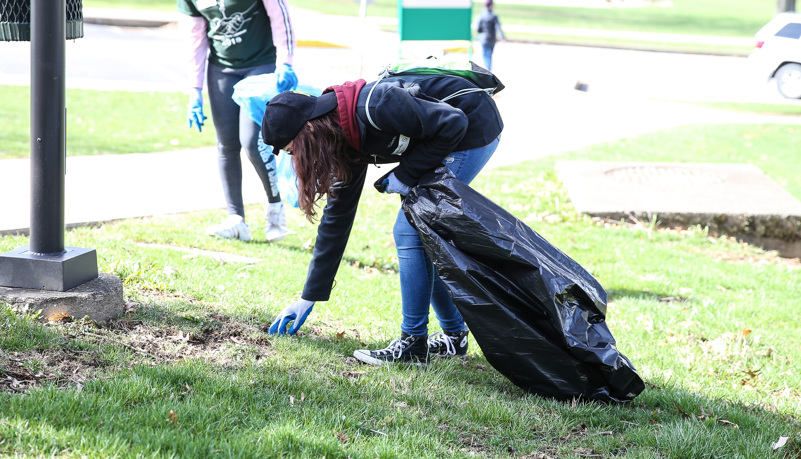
[{"xmin": 776, "ymin": 63, "xmax": 801, "ymax": 99}]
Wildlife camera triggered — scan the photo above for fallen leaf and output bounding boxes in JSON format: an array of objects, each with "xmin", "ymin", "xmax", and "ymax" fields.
[
  {"xmin": 166, "ymin": 410, "xmax": 178, "ymax": 426},
  {"xmin": 716, "ymin": 419, "xmax": 739, "ymax": 428},
  {"xmin": 123, "ymin": 301, "xmax": 140, "ymax": 314},
  {"xmin": 772, "ymin": 436, "xmax": 789, "ymax": 450},
  {"xmin": 49, "ymin": 312, "xmax": 72, "ymax": 323}
]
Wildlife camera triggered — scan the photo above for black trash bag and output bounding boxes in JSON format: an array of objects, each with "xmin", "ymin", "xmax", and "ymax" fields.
[{"xmin": 400, "ymin": 166, "xmax": 645, "ymax": 402}]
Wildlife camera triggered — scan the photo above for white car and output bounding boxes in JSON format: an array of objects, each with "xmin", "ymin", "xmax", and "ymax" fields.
[{"xmin": 749, "ymin": 12, "xmax": 801, "ymax": 99}]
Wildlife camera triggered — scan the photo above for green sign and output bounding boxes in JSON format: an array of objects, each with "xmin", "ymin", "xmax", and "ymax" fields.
[{"xmin": 398, "ymin": 0, "xmax": 472, "ymax": 41}]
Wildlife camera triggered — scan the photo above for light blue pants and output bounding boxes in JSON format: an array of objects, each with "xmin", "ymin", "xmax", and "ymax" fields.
[
  {"xmin": 394, "ymin": 137, "xmax": 500, "ymax": 336},
  {"xmin": 481, "ymin": 41, "xmax": 496, "ymax": 71}
]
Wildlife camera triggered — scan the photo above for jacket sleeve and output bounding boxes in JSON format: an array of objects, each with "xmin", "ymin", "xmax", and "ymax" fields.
[
  {"xmin": 369, "ymin": 85, "xmax": 469, "ymax": 187},
  {"xmin": 180, "ymin": 15, "xmax": 209, "ymax": 90},
  {"xmin": 495, "ymin": 16, "xmax": 506, "ymax": 40},
  {"xmin": 263, "ymin": 0, "xmax": 295, "ymax": 66},
  {"xmin": 301, "ymin": 164, "xmax": 368, "ymax": 302}
]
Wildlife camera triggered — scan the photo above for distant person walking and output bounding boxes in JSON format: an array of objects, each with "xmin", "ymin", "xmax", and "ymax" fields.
[
  {"xmin": 475, "ymin": 0, "xmax": 506, "ymax": 71},
  {"xmin": 178, "ymin": 0, "xmax": 298, "ymax": 243}
]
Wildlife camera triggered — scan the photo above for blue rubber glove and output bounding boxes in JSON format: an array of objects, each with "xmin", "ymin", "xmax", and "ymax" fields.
[
  {"xmin": 275, "ymin": 64, "xmax": 299, "ymax": 92},
  {"xmin": 269, "ymin": 299, "xmax": 315, "ymax": 335},
  {"xmin": 187, "ymin": 88, "xmax": 206, "ymax": 132},
  {"xmin": 385, "ymin": 172, "xmax": 411, "ymax": 196}
]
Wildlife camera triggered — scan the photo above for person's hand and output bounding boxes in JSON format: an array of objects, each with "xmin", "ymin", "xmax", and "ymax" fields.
[
  {"xmin": 384, "ymin": 172, "xmax": 411, "ymax": 196},
  {"xmin": 187, "ymin": 88, "xmax": 206, "ymax": 132},
  {"xmin": 275, "ymin": 64, "xmax": 299, "ymax": 92},
  {"xmin": 269, "ymin": 299, "xmax": 314, "ymax": 335}
]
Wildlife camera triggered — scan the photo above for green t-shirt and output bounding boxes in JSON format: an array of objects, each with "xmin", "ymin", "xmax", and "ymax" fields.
[{"xmin": 177, "ymin": 0, "xmax": 276, "ymax": 69}]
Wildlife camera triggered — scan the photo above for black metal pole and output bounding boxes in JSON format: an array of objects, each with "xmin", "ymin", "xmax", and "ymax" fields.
[
  {"xmin": 0, "ymin": 0, "xmax": 97, "ymax": 291},
  {"xmin": 29, "ymin": 0, "xmax": 66, "ymax": 255}
]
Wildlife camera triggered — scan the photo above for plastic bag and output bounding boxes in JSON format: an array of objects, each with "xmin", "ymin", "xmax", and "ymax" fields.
[
  {"xmin": 402, "ymin": 166, "xmax": 645, "ymax": 403},
  {"xmin": 232, "ymin": 74, "xmax": 321, "ymax": 208},
  {"xmin": 274, "ymin": 147, "xmax": 298, "ymax": 208}
]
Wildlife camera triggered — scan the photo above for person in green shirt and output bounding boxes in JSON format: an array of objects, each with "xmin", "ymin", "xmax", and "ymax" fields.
[{"xmin": 178, "ymin": 0, "xmax": 298, "ymax": 242}]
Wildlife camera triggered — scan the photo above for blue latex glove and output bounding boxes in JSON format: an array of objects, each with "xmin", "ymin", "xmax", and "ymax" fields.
[
  {"xmin": 187, "ymin": 88, "xmax": 206, "ymax": 132},
  {"xmin": 275, "ymin": 64, "xmax": 299, "ymax": 92},
  {"xmin": 385, "ymin": 172, "xmax": 411, "ymax": 196},
  {"xmin": 269, "ymin": 299, "xmax": 315, "ymax": 335}
]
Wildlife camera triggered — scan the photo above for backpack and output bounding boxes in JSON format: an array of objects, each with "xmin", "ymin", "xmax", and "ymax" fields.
[{"xmin": 365, "ymin": 56, "xmax": 505, "ymax": 130}]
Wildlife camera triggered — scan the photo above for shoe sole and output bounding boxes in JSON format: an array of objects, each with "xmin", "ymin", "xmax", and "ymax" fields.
[
  {"xmin": 265, "ymin": 233, "xmax": 288, "ymax": 243},
  {"xmin": 207, "ymin": 232, "xmax": 252, "ymax": 242},
  {"xmin": 353, "ymin": 350, "xmax": 427, "ymax": 367},
  {"xmin": 265, "ymin": 229, "xmax": 295, "ymax": 243}
]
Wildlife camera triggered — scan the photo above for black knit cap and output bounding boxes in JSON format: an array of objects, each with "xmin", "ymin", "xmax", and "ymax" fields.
[{"xmin": 261, "ymin": 91, "xmax": 338, "ymax": 154}]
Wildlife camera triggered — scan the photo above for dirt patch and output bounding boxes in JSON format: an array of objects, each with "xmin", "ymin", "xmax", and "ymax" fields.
[{"xmin": 1, "ymin": 309, "xmax": 274, "ymax": 394}]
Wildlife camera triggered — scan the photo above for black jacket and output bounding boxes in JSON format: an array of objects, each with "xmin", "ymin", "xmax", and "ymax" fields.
[{"xmin": 302, "ymin": 74, "xmax": 504, "ymax": 301}]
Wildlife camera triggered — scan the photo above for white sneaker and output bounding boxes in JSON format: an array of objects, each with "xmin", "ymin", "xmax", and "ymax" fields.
[
  {"xmin": 206, "ymin": 215, "xmax": 252, "ymax": 242},
  {"xmin": 265, "ymin": 202, "xmax": 290, "ymax": 242}
]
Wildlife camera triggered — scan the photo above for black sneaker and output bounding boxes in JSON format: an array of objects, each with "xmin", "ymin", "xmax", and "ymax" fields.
[
  {"xmin": 353, "ymin": 333, "xmax": 428, "ymax": 366},
  {"xmin": 428, "ymin": 330, "xmax": 469, "ymax": 358}
]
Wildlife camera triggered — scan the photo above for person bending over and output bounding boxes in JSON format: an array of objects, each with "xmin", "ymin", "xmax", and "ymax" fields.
[{"xmin": 261, "ymin": 73, "xmax": 503, "ymax": 364}]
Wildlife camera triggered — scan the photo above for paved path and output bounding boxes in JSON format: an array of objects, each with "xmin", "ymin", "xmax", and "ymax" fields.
[{"xmin": 2, "ymin": 7, "xmax": 800, "ymax": 235}]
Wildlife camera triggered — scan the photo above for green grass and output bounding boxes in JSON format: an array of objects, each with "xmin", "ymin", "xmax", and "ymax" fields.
[
  {"xmin": 0, "ymin": 85, "xmax": 216, "ymax": 159},
  {"xmin": 1, "ymin": 154, "xmax": 800, "ymax": 456}
]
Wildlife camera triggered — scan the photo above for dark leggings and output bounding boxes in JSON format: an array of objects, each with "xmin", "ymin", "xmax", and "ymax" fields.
[{"xmin": 207, "ymin": 62, "xmax": 281, "ymax": 217}]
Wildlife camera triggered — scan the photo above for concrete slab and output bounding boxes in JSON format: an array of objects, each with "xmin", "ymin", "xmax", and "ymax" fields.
[
  {"xmin": 0, "ymin": 272, "xmax": 124, "ymax": 323},
  {"xmin": 555, "ymin": 161, "xmax": 801, "ymax": 257}
]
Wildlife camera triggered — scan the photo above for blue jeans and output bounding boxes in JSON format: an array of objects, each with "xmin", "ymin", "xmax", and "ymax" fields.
[
  {"xmin": 207, "ymin": 62, "xmax": 281, "ymax": 218},
  {"xmin": 481, "ymin": 42, "xmax": 496, "ymax": 71},
  {"xmin": 395, "ymin": 137, "xmax": 500, "ymax": 336}
]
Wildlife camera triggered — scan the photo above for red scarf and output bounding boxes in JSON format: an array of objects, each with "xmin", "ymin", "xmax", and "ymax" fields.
[{"xmin": 324, "ymin": 79, "xmax": 366, "ymax": 151}]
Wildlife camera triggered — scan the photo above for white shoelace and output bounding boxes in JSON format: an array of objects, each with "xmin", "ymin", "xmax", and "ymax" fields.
[
  {"xmin": 429, "ymin": 332, "xmax": 456, "ymax": 356},
  {"xmin": 377, "ymin": 338, "xmax": 405, "ymax": 359}
]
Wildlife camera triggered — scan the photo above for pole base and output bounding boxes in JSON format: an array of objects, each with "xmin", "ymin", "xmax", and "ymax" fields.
[
  {"xmin": 0, "ymin": 245, "xmax": 98, "ymax": 292},
  {"xmin": 0, "ymin": 273, "xmax": 123, "ymax": 323}
]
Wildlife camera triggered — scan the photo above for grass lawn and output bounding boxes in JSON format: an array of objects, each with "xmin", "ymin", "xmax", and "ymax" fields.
[
  {"xmin": 3, "ymin": 8, "xmax": 801, "ymax": 448},
  {"xmin": 0, "ymin": 86, "xmax": 216, "ymax": 160},
  {"xmin": 2, "ymin": 132, "xmax": 801, "ymax": 455}
]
